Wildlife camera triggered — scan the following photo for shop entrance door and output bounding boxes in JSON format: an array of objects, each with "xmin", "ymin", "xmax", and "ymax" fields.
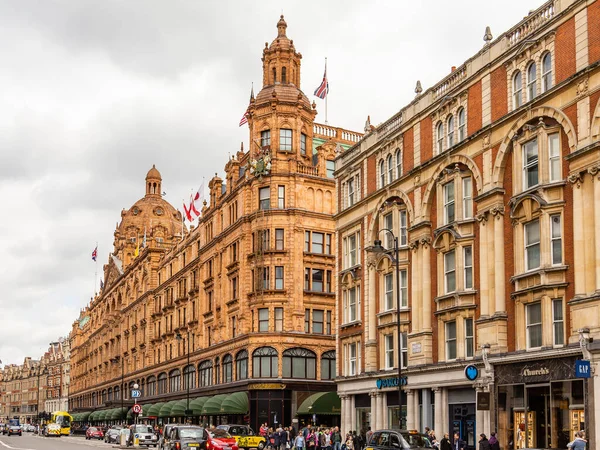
[{"xmin": 526, "ymin": 384, "xmax": 551, "ymax": 449}]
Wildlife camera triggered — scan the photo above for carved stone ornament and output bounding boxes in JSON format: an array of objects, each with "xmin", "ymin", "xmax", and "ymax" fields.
[
  {"xmin": 567, "ymin": 172, "xmax": 583, "ymax": 188},
  {"xmin": 576, "ymin": 78, "xmax": 589, "ymax": 98},
  {"xmin": 482, "ymin": 133, "xmax": 491, "ymax": 149},
  {"xmin": 490, "ymin": 205, "xmax": 505, "ymax": 218},
  {"xmin": 475, "ymin": 211, "xmax": 489, "ymax": 224},
  {"xmin": 419, "ymin": 236, "xmax": 432, "ymax": 248},
  {"xmin": 587, "ymin": 165, "xmax": 600, "ymax": 180},
  {"xmin": 247, "ymin": 148, "xmax": 272, "ymax": 180}
]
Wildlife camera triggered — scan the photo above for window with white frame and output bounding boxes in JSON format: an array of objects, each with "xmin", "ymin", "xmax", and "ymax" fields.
[
  {"xmin": 259, "ymin": 187, "xmax": 270, "ymax": 210},
  {"xmin": 275, "ymin": 307, "xmax": 283, "ymax": 332},
  {"xmin": 400, "ymin": 332, "xmax": 408, "ymax": 368},
  {"xmin": 399, "ymin": 269, "xmax": 408, "ymax": 308},
  {"xmin": 526, "ymin": 302, "xmax": 542, "ymax": 349},
  {"xmin": 278, "ymin": 185, "xmax": 285, "ymax": 208},
  {"xmin": 462, "ymin": 177, "xmax": 473, "ymax": 219},
  {"xmin": 464, "ymin": 246, "xmax": 473, "ymax": 290},
  {"xmin": 445, "ymin": 321, "xmax": 457, "ymax": 360},
  {"xmin": 384, "ymin": 273, "xmax": 394, "ymax": 311},
  {"xmin": 275, "ymin": 266, "xmax": 284, "ymax": 290},
  {"xmin": 348, "ymin": 177, "xmax": 356, "ymax": 207},
  {"xmin": 384, "ymin": 213, "xmax": 393, "ymax": 248},
  {"xmin": 447, "ymin": 115, "xmax": 455, "ymax": 148},
  {"xmin": 279, "ymin": 128, "xmax": 292, "ymax": 151},
  {"xmin": 548, "ymin": 133, "xmax": 560, "ymax": 182},
  {"xmin": 525, "ymin": 219, "xmax": 541, "ymax": 271},
  {"xmin": 513, "ymin": 70, "xmax": 523, "ymax": 109},
  {"xmin": 465, "ymin": 318, "xmax": 474, "ymax": 358},
  {"xmin": 444, "ymin": 250, "xmax": 456, "ymax": 293},
  {"xmin": 384, "ymin": 334, "xmax": 394, "ymax": 369},
  {"xmin": 552, "ymin": 298, "xmax": 564, "ymax": 346},
  {"xmin": 523, "ymin": 138, "xmax": 539, "ymax": 189},
  {"xmin": 344, "ymin": 286, "xmax": 360, "ymax": 323},
  {"xmin": 344, "ymin": 232, "xmax": 359, "ymax": 268},
  {"xmin": 551, "ymin": 214, "xmax": 562, "ymax": 265},
  {"xmin": 301, "ymin": 133, "xmax": 307, "ymax": 155},
  {"xmin": 399, "ymin": 210, "xmax": 408, "ymax": 246},
  {"xmin": 527, "ymin": 62, "xmax": 537, "ymax": 101},
  {"xmin": 387, "ymin": 154, "xmax": 394, "ymax": 183},
  {"xmin": 542, "ymin": 52, "xmax": 553, "ymax": 93},
  {"xmin": 395, "ymin": 149, "xmax": 402, "ymax": 178},
  {"xmin": 258, "ymin": 308, "xmax": 269, "ymax": 332},
  {"xmin": 436, "ymin": 122, "xmax": 444, "ymax": 154},
  {"xmin": 379, "ymin": 160, "xmax": 385, "ymax": 188},
  {"xmin": 458, "ymin": 108, "xmax": 466, "ymax": 141},
  {"xmin": 443, "ymin": 181, "xmax": 455, "ymax": 224},
  {"xmin": 347, "ymin": 342, "xmax": 359, "ymax": 376},
  {"xmin": 261, "ymin": 130, "xmax": 271, "ymax": 148}
]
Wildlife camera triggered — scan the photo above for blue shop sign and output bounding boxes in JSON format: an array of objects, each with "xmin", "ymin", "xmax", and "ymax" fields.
[
  {"xmin": 464, "ymin": 365, "xmax": 479, "ymax": 381},
  {"xmin": 575, "ymin": 360, "xmax": 591, "ymax": 378},
  {"xmin": 376, "ymin": 377, "xmax": 408, "ymax": 389}
]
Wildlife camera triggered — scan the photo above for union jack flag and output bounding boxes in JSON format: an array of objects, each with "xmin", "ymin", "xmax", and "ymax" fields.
[
  {"xmin": 314, "ymin": 66, "xmax": 329, "ymax": 99},
  {"xmin": 91, "ymin": 246, "xmax": 98, "ymax": 261}
]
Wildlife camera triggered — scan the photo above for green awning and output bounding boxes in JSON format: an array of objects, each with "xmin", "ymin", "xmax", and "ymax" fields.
[
  {"xmin": 146, "ymin": 402, "xmax": 165, "ymax": 417},
  {"xmin": 170, "ymin": 399, "xmax": 192, "ymax": 417},
  {"xmin": 158, "ymin": 400, "xmax": 179, "ymax": 418},
  {"xmin": 110, "ymin": 407, "xmax": 127, "ymax": 421},
  {"xmin": 201, "ymin": 394, "xmax": 228, "ymax": 415},
  {"xmin": 79, "ymin": 411, "xmax": 91, "ymax": 421},
  {"xmin": 88, "ymin": 411, "xmax": 98, "ymax": 421},
  {"xmin": 189, "ymin": 396, "xmax": 209, "ymax": 415},
  {"xmin": 95, "ymin": 410, "xmax": 107, "ymax": 421},
  {"xmin": 220, "ymin": 392, "xmax": 249, "ymax": 415},
  {"xmin": 297, "ymin": 392, "xmax": 341, "ymax": 415},
  {"xmin": 71, "ymin": 413, "xmax": 80, "ymax": 421}
]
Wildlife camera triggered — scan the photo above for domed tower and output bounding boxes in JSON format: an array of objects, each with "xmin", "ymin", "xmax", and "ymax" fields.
[{"xmin": 247, "ymin": 15, "xmax": 317, "ymax": 161}]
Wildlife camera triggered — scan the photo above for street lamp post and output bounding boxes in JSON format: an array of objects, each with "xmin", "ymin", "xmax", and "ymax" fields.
[
  {"xmin": 176, "ymin": 331, "xmax": 192, "ymax": 421},
  {"xmin": 369, "ymin": 229, "xmax": 404, "ymax": 428}
]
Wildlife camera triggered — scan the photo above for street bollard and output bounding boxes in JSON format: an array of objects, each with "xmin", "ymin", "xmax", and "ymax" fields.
[{"xmin": 134, "ymin": 432, "xmax": 140, "ymax": 447}]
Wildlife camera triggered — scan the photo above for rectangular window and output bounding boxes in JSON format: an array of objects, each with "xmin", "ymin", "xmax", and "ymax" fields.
[
  {"xmin": 231, "ymin": 316, "xmax": 237, "ymax": 338},
  {"xmin": 348, "ymin": 178, "xmax": 355, "ymax": 207},
  {"xmin": 551, "ymin": 214, "xmax": 562, "ymax": 265},
  {"xmin": 552, "ymin": 298, "xmax": 564, "ymax": 346},
  {"xmin": 261, "ymin": 267, "xmax": 270, "ymax": 290},
  {"xmin": 349, "ymin": 342, "xmax": 358, "ymax": 376},
  {"xmin": 313, "ymin": 310, "xmax": 324, "ymax": 334},
  {"xmin": 525, "ymin": 220, "xmax": 541, "ymax": 271},
  {"xmin": 304, "ymin": 231, "xmax": 310, "ymax": 252},
  {"xmin": 526, "ymin": 302, "xmax": 543, "ymax": 348},
  {"xmin": 312, "ymin": 232, "xmax": 324, "ymax": 254},
  {"xmin": 523, "ymin": 138, "xmax": 539, "ymax": 189},
  {"xmin": 304, "ymin": 268, "xmax": 310, "ymax": 290},
  {"xmin": 384, "ymin": 273, "xmax": 394, "ymax": 311},
  {"xmin": 399, "ymin": 210, "xmax": 408, "ymax": 246},
  {"xmin": 275, "ymin": 228, "xmax": 284, "ymax": 250},
  {"xmin": 446, "ymin": 321, "xmax": 457, "ymax": 360},
  {"xmin": 275, "ymin": 266, "xmax": 284, "ymax": 290},
  {"xmin": 348, "ymin": 233, "xmax": 358, "ymax": 267},
  {"xmin": 548, "ymin": 133, "xmax": 560, "ymax": 182},
  {"xmin": 462, "ymin": 177, "xmax": 473, "ymax": 219},
  {"xmin": 326, "ymin": 311, "xmax": 332, "ymax": 335},
  {"xmin": 384, "ymin": 334, "xmax": 394, "ymax": 369},
  {"xmin": 278, "ymin": 185, "xmax": 285, "ymax": 208},
  {"xmin": 326, "ymin": 160, "xmax": 335, "ymax": 178},
  {"xmin": 257, "ymin": 229, "xmax": 270, "ymax": 252},
  {"xmin": 444, "ymin": 181, "xmax": 455, "ymax": 224},
  {"xmin": 464, "ymin": 246, "xmax": 473, "ymax": 290},
  {"xmin": 444, "ymin": 250, "xmax": 456, "ymax": 293},
  {"xmin": 311, "ymin": 269, "xmax": 324, "ymax": 292},
  {"xmin": 261, "ymin": 130, "xmax": 271, "ymax": 148},
  {"xmin": 400, "ymin": 269, "xmax": 408, "ymax": 308},
  {"xmin": 401, "ymin": 332, "xmax": 408, "ymax": 369},
  {"xmin": 259, "ymin": 187, "xmax": 270, "ymax": 210},
  {"xmin": 384, "ymin": 213, "xmax": 393, "ymax": 249},
  {"xmin": 465, "ymin": 318, "xmax": 474, "ymax": 358},
  {"xmin": 304, "ymin": 309, "xmax": 310, "ymax": 333},
  {"xmin": 301, "ymin": 133, "xmax": 307, "ymax": 155},
  {"xmin": 231, "ymin": 242, "xmax": 238, "ymax": 262},
  {"xmin": 275, "ymin": 307, "xmax": 283, "ymax": 332},
  {"xmin": 231, "ymin": 276, "xmax": 238, "ymax": 300},
  {"xmin": 345, "ymin": 287, "xmax": 359, "ymax": 323},
  {"xmin": 280, "ymin": 128, "xmax": 292, "ymax": 152},
  {"xmin": 258, "ymin": 308, "xmax": 269, "ymax": 332}
]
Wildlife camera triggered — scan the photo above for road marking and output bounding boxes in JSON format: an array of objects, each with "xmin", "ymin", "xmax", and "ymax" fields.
[{"xmin": 0, "ymin": 438, "xmax": 36, "ymax": 450}]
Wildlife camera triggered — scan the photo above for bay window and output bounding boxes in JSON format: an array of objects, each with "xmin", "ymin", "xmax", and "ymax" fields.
[
  {"xmin": 523, "ymin": 138, "xmax": 539, "ymax": 189},
  {"xmin": 445, "ymin": 321, "xmax": 457, "ymax": 360},
  {"xmin": 526, "ymin": 302, "xmax": 542, "ymax": 349},
  {"xmin": 384, "ymin": 334, "xmax": 394, "ymax": 369},
  {"xmin": 525, "ymin": 220, "xmax": 541, "ymax": 271},
  {"xmin": 444, "ymin": 250, "xmax": 456, "ymax": 293}
]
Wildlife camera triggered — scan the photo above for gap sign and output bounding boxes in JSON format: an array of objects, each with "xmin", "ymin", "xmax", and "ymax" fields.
[{"xmin": 575, "ymin": 360, "xmax": 591, "ymax": 378}]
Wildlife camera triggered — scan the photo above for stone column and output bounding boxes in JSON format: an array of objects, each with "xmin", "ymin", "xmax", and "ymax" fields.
[
  {"xmin": 414, "ymin": 390, "xmax": 421, "ymax": 432},
  {"xmin": 590, "ymin": 166, "xmax": 600, "ymax": 292},
  {"xmin": 570, "ymin": 174, "xmax": 586, "ymax": 295},
  {"xmin": 340, "ymin": 395, "xmax": 349, "ymax": 435},
  {"xmin": 351, "ymin": 395, "xmax": 356, "ymax": 434},
  {"xmin": 492, "ymin": 206, "xmax": 505, "ymax": 314},
  {"xmin": 380, "ymin": 392, "xmax": 388, "ymax": 429},
  {"xmin": 411, "ymin": 244, "xmax": 422, "ymax": 331},
  {"xmin": 406, "ymin": 389, "xmax": 415, "ymax": 430},
  {"xmin": 370, "ymin": 391, "xmax": 378, "ymax": 431},
  {"xmin": 422, "ymin": 388, "xmax": 432, "ymax": 430},
  {"xmin": 368, "ymin": 265, "xmax": 377, "ymax": 342},
  {"xmin": 422, "ymin": 241, "xmax": 432, "ymax": 331},
  {"xmin": 477, "ymin": 213, "xmax": 490, "ymax": 317},
  {"xmin": 475, "ymin": 387, "xmax": 484, "ymax": 438},
  {"xmin": 434, "ymin": 387, "xmax": 443, "ymax": 438}
]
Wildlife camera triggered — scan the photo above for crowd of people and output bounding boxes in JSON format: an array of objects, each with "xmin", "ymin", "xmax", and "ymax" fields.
[{"xmin": 258, "ymin": 424, "xmax": 367, "ymax": 450}]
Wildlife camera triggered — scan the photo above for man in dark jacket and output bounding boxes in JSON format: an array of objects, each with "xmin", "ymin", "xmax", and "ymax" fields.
[
  {"xmin": 440, "ymin": 433, "xmax": 452, "ymax": 450},
  {"xmin": 478, "ymin": 434, "xmax": 491, "ymax": 450},
  {"xmin": 453, "ymin": 433, "xmax": 465, "ymax": 450}
]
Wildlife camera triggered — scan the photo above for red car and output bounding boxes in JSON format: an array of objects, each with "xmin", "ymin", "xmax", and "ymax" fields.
[
  {"xmin": 85, "ymin": 426, "xmax": 104, "ymax": 440},
  {"xmin": 207, "ymin": 429, "xmax": 239, "ymax": 450}
]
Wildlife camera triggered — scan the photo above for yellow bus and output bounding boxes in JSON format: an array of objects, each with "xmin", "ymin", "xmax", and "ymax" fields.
[{"xmin": 51, "ymin": 411, "xmax": 72, "ymax": 436}]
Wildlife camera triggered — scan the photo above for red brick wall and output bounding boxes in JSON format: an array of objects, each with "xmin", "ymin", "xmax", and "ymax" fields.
[
  {"xmin": 555, "ymin": 17, "xmax": 576, "ymax": 84},
  {"xmin": 563, "ymin": 104, "xmax": 578, "ymax": 144},
  {"xmin": 366, "ymin": 154, "xmax": 377, "ymax": 195},
  {"xmin": 491, "ymin": 65, "xmax": 508, "ymax": 122},
  {"xmin": 468, "ymin": 81, "xmax": 483, "ymax": 136},
  {"xmin": 588, "ymin": 0, "xmax": 600, "ymax": 64},
  {"xmin": 563, "ymin": 130, "xmax": 574, "ymax": 336},
  {"xmin": 503, "ymin": 151, "xmax": 515, "ymax": 353},
  {"xmin": 473, "ymin": 153, "xmax": 484, "ymax": 186},
  {"xmin": 420, "ymin": 116, "xmax": 433, "ymax": 163},
  {"xmin": 430, "ymin": 188, "xmax": 438, "ymax": 363},
  {"xmin": 590, "ymin": 90, "xmax": 600, "ymax": 125},
  {"xmin": 403, "ymin": 127, "xmax": 415, "ymax": 173}
]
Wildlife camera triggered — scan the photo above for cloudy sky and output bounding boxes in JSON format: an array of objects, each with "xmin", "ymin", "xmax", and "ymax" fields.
[{"xmin": 0, "ymin": 0, "xmax": 544, "ymax": 366}]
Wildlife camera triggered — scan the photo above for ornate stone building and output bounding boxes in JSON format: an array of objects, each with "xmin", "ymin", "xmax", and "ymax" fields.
[
  {"xmin": 0, "ymin": 358, "xmax": 47, "ymax": 424},
  {"xmin": 69, "ymin": 16, "xmax": 360, "ymax": 431},
  {"xmin": 43, "ymin": 338, "xmax": 70, "ymax": 414},
  {"xmin": 335, "ymin": 0, "xmax": 600, "ymax": 449}
]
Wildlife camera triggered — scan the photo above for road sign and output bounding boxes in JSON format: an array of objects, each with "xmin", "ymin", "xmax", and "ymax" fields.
[
  {"xmin": 575, "ymin": 360, "xmax": 591, "ymax": 378},
  {"xmin": 131, "ymin": 389, "xmax": 142, "ymax": 398},
  {"xmin": 132, "ymin": 404, "xmax": 142, "ymax": 414}
]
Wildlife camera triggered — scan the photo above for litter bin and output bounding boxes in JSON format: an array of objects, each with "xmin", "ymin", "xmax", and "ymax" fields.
[{"xmin": 120, "ymin": 428, "xmax": 129, "ymax": 446}]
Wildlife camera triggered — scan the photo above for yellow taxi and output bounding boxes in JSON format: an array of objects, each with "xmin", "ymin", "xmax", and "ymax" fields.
[{"xmin": 216, "ymin": 425, "xmax": 266, "ymax": 450}]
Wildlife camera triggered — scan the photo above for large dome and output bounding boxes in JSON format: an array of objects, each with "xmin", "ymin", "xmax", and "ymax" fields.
[{"xmin": 255, "ymin": 84, "xmax": 311, "ymax": 108}]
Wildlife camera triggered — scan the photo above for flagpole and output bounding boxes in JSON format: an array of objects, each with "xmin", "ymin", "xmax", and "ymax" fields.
[
  {"xmin": 94, "ymin": 241, "xmax": 98, "ymax": 296},
  {"xmin": 325, "ymin": 57, "xmax": 328, "ymax": 124}
]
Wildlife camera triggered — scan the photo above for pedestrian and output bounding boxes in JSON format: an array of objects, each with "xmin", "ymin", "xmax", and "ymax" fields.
[
  {"xmin": 478, "ymin": 434, "xmax": 491, "ymax": 450},
  {"xmin": 569, "ymin": 431, "xmax": 587, "ymax": 450},
  {"xmin": 440, "ymin": 433, "xmax": 452, "ymax": 450},
  {"xmin": 332, "ymin": 427, "xmax": 342, "ymax": 450},
  {"xmin": 261, "ymin": 423, "xmax": 269, "ymax": 438},
  {"xmin": 295, "ymin": 433, "xmax": 306, "ymax": 450},
  {"xmin": 488, "ymin": 432, "xmax": 500, "ymax": 450},
  {"xmin": 306, "ymin": 428, "xmax": 317, "ymax": 450},
  {"xmin": 366, "ymin": 428, "xmax": 373, "ymax": 445},
  {"xmin": 453, "ymin": 432, "xmax": 465, "ymax": 450}
]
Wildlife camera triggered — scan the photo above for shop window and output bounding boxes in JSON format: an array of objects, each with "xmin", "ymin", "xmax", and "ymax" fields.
[
  {"xmin": 198, "ymin": 360, "xmax": 213, "ymax": 386},
  {"xmin": 222, "ymin": 355, "xmax": 232, "ymax": 383},
  {"xmin": 321, "ymin": 350, "xmax": 336, "ymax": 380},
  {"xmin": 252, "ymin": 347, "xmax": 278, "ymax": 378},
  {"xmin": 444, "ymin": 250, "xmax": 456, "ymax": 293},
  {"xmin": 282, "ymin": 348, "xmax": 316, "ymax": 379},
  {"xmin": 524, "ymin": 220, "xmax": 541, "ymax": 271},
  {"xmin": 526, "ymin": 302, "xmax": 542, "ymax": 349},
  {"xmin": 169, "ymin": 369, "xmax": 181, "ymax": 392},
  {"xmin": 465, "ymin": 318, "xmax": 474, "ymax": 358},
  {"xmin": 542, "ymin": 52, "xmax": 553, "ymax": 92},
  {"xmin": 279, "ymin": 129, "xmax": 292, "ymax": 152},
  {"xmin": 552, "ymin": 298, "xmax": 564, "ymax": 346},
  {"xmin": 445, "ymin": 321, "xmax": 457, "ymax": 360}
]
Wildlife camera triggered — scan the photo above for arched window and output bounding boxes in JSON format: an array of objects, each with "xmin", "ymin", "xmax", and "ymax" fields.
[
  {"xmin": 513, "ymin": 70, "xmax": 523, "ymax": 109},
  {"xmin": 282, "ymin": 67, "xmax": 287, "ymax": 84},
  {"xmin": 272, "ymin": 67, "xmax": 277, "ymax": 84},
  {"xmin": 379, "ymin": 160, "xmax": 385, "ymax": 188},
  {"xmin": 214, "ymin": 357, "xmax": 221, "ymax": 385},
  {"xmin": 157, "ymin": 373, "xmax": 167, "ymax": 394},
  {"xmin": 282, "ymin": 348, "xmax": 316, "ymax": 379},
  {"xmin": 107, "ymin": 387, "xmax": 113, "ymax": 401},
  {"xmin": 458, "ymin": 108, "xmax": 466, "ymax": 142},
  {"xmin": 236, "ymin": 350, "xmax": 248, "ymax": 380},
  {"xmin": 223, "ymin": 354, "xmax": 233, "ymax": 383},
  {"xmin": 387, "ymin": 154, "xmax": 393, "ymax": 183},
  {"xmin": 114, "ymin": 385, "xmax": 120, "ymax": 400},
  {"xmin": 199, "ymin": 360, "xmax": 213, "ymax": 387},
  {"xmin": 436, "ymin": 122, "xmax": 444, "ymax": 154},
  {"xmin": 527, "ymin": 62, "xmax": 537, "ymax": 101},
  {"xmin": 542, "ymin": 53, "xmax": 552, "ymax": 92},
  {"xmin": 169, "ymin": 369, "xmax": 181, "ymax": 392},
  {"xmin": 447, "ymin": 115, "xmax": 455, "ymax": 148},
  {"xmin": 146, "ymin": 376, "xmax": 156, "ymax": 397},
  {"xmin": 395, "ymin": 149, "xmax": 402, "ymax": 179},
  {"xmin": 252, "ymin": 346, "xmax": 278, "ymax": 378},
  {"xmin": 321, "ymin": 350, "xmax": 336, "ymax": 380},
  {"xmin": 183, "ymin": 365, "xmax": 196, "ymax": 390}
]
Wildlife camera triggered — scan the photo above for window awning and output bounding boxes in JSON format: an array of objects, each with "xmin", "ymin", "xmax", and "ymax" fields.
[
  {"xmin": 110, "ymin": 407, "xmax": 128, "ymax": 421},
  {"xmin": 96, "ymin": 409, "xmax": 109, "ymax": 421},
  {"xmin": 169, "ymin": 399, "xmax": 191, "ymax": 417},
  {"xmin": 189, "ymin": 396, "xmax": 210, "ymax": 415},
  {"xmin": 79, "ymin": 411, "xmax": 92, "ymax": 421},
  {"xmin": 201, "ymin": 394, "xmax": 229, "ymax": 415},
  {"xmin": 88, "ymin": 411, "xmax": 98, "ymax": 421},
  {"xmin": 146, "ymin": 402, "xmax": 165, "ymax": 417},
  {"xmin": 296, "ymin": 392, "xmax": 341, "ymax": 415},
  {"xmin": 158, "ymin": 400, "xmax": 179, "ymax": 418},
  {"xmin": 220, "ymin": 392, "xmax": 249, "ymax": 415}
]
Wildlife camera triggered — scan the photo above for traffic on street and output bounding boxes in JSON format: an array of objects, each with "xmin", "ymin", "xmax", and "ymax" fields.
[{"xmin": 0, "ymin": 433, "xmax": 111, "ymax": 450}]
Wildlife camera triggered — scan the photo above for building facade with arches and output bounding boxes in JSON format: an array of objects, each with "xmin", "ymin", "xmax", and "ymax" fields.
[{"xmin": 335, "ymin": 0, "xmax": 600, "ymax": 448}]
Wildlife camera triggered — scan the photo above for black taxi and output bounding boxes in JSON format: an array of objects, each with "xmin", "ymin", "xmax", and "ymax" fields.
[{"xmin": 366, "ymin": 429, "xmax": 433, "ymax": 450}]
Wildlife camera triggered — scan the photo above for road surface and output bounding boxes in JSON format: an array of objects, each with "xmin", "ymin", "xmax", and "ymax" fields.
[{"xmin": 0, "ymin": 433, "xmax": 123, "ymax": 450}]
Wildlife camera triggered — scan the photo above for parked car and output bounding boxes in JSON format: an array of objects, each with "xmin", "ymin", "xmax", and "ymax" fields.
[
  {"xmin": 217, "ymin": 425, "xmax": 265, "ymax": 450},
  {"xmin": 160, "ymin": 423, "xmax": 183, "ymax": 449},
  {"xmin": 207, "ymin": 429, "xmax": 239, "ymax": 450},
  {"xmin": 366, "ymin": 429, "xmax": 432, "ymax": 450},
  {"xmin": 167, "ymin": 426, "xmax": 207, "ymax": 450},
  {"xmin": 7, "ymin": 423, "xmax": 22, "ymax": 436},
  {"xmin": 44, "ymin": 423, "xmax": 62, "ymax": 437},
  {"xmin": 105, "ymin": 428, "xmax": 123, "ymax": 444},
  {"xmin": 131, "ymin": 424, "xmax": 158, "ymax": 447},
  {"xmin": 85, "ymin": 426, "xmax": 104, "ymax": 440}
]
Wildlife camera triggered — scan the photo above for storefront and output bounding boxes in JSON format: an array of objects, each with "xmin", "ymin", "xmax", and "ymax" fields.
[
  {"xmin": 495, "ymin": 356, "xmax": 586, "ymax": 450},
  {"xmin": 447, "ymin": 388, "xmax": 476, "ymax": 450}
]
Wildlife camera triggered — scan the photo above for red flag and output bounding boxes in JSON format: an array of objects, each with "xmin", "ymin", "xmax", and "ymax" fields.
[{"xmin": 91, "ymin": 246, "xmax": 98, "ymax": 261}]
